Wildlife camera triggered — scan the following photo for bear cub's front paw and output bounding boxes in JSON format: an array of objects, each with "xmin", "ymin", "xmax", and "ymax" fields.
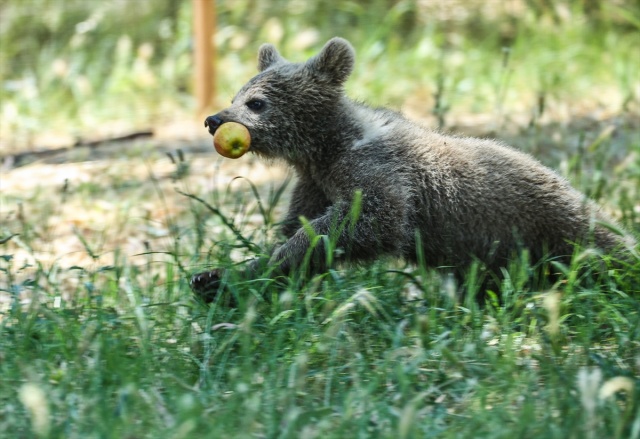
[{"xmin": 190, "ymin": 269, "xmax": 225, "ymax": 303}]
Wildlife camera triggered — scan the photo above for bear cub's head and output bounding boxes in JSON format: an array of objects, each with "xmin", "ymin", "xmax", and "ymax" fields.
[{"xmin": 204, "ymin": 38, "xmax": 356, "ymax": 164}]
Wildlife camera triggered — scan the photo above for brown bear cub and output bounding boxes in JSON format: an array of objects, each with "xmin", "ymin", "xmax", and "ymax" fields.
[{"xmin": 191, "ymin": 37, "xmax": 635, "ymax": 303}]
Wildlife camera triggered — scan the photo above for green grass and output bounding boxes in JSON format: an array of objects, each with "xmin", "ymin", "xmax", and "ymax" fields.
[
  {"xmin": 2, "ymin": 1, "xmax": 640, "ymax": 437},
  {"xmin": 1, "ymin": 223, "xmax": 639, "ymax": 438},
  {"xmin": 2, "ymin": 149, "xmax": 639, "ymax": 437}
]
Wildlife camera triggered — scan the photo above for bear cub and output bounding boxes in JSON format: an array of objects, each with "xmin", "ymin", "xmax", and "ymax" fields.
[{"xmin": 191, "ymin": 37, "xmax": 635, "ymax": 303}]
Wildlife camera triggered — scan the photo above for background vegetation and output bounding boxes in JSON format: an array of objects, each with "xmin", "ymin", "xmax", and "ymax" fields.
[{"xmin": 1, "ymin": 0, "xmax": 639, "ymax": 437}]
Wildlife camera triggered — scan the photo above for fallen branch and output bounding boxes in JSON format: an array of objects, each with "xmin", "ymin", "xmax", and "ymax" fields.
[{"xmin": 1, "ymin": 130, "xmax": 154, "ymax": 168}]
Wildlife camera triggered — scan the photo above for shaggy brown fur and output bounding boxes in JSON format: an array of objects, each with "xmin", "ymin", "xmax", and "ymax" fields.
[{"xmin": 191, "ymin": 37, "xmax": 635, "ymax": 302}]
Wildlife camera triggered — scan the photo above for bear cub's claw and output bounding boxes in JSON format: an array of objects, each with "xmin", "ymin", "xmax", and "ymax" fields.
[{"xmin": 190, "ymin": 269, "xmax": 225, "ymax": 304}]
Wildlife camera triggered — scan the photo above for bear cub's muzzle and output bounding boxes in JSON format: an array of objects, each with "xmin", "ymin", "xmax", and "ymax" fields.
[{"xmin": 204, "ymin": 114, "xmax": 224, "ymax": 135}]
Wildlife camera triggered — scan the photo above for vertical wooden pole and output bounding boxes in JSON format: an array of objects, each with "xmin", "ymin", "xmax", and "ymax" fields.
[{"xmin": 193, "ymin": 0, "xmax": 215, "ymax": 117}]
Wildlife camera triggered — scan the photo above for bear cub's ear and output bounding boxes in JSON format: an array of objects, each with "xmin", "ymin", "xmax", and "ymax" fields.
[
  {"xmin": 258, "ymin": 44, "xmax": 285, "ymax": 72},
  {"xmin": 306, "ymin": 37, "xmax": 355, "ymax": 85}
]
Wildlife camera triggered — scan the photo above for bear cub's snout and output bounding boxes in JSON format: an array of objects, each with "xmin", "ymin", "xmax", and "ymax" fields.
[{"xmin": 204, "ymin": 114, "xmax": 224, "ymax": 135}]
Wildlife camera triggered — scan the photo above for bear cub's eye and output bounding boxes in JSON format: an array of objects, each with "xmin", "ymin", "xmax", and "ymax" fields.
[{"xmin": 246, "ymin": 99, "xmax": 266, "ymax": 112}]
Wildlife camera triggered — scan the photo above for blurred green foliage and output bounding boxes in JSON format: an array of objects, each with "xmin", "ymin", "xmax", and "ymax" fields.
[{"xmin": 0, "ymin": 0, "xmax": 638, "ymax": 150}]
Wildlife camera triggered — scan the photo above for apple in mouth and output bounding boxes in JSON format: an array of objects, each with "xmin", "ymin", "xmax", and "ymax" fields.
[{"xmin": 213, "ymin": 122, "xmax": 251, "ymax": 159}]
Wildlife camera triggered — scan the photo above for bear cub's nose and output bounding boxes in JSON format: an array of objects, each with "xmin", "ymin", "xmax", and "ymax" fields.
[{"xmin": 204, "ymin": 115, "xmax": 224, "ymax": 135}]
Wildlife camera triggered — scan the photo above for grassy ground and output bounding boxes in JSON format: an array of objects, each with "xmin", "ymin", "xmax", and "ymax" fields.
[{"xmin": 2, "ymin": 1, "xmax": 640, "ymax": 438}]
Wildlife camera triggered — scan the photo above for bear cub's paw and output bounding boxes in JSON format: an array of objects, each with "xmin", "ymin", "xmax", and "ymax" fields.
[{"xmin": 190, "ymin": 269, "xmax": 226, "ymax": 304}]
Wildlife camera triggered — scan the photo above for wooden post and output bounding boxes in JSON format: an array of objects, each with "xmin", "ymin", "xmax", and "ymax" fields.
[{"xmin": 193, "ymin": 0, "xmax": 215, "ymax": 117}]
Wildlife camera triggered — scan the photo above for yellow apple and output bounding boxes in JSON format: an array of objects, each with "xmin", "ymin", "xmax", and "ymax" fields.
[{"xmin": 213, "ymin": 122, "xmax": 251, "ymax": 159}]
